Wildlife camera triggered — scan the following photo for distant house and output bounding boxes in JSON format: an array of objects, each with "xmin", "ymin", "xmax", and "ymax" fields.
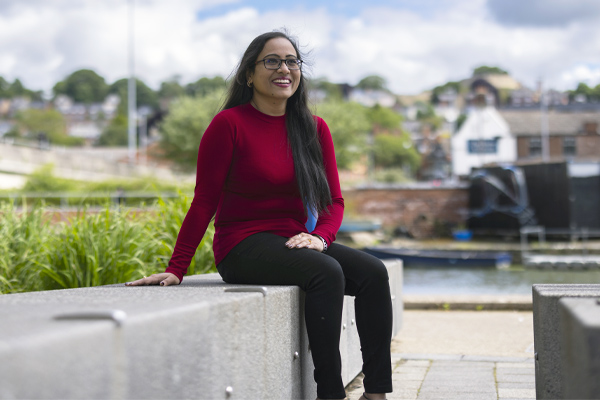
[
  {"xmin": 499, "ymin": 110, "xmax": 600, "ymax": 162},
  {"xmin": 54, "ymin": 94, "xmax": 120, "ymax": 142},
  {"xmin": 348, "ymin": 89, "xmax": 397, "ymax": 108},
  {"xmin": 451, "ymin": 106, "xmax": 517, "ymax": 176}
]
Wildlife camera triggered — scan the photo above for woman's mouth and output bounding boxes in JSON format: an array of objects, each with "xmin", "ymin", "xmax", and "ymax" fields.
[{"xmin": 272, "ymin": 78, "xmax": 292, "ymax": 87}]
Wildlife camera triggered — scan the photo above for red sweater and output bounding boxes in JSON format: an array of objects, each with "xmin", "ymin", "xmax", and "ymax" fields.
[{"xmin": 165, "ymin": 103, "xmax": 344, "ymax": 282}]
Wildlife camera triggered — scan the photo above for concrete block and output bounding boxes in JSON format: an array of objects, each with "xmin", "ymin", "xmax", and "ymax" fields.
[
  {"xmin": 531, "ymin": 284, "xmax": 600, "ymax": 399},
  {"xmin": 0, "ymin": 260, "xmax": 402, "ymax": 399},
  {"xmin": 558, "ymin": 297, "xmax": 600, "ymax": 400}
]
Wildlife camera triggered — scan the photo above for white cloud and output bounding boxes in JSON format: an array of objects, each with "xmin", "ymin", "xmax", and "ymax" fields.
[{"xmin": 1, "ymin": 0, "xmax": 599, "ymax": 97}]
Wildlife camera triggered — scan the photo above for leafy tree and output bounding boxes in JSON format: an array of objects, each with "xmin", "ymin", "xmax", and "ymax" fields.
[
  {"xmin": 416, "ymin": 103, "xmax": 443, "ymax": 130},
  {"xmin": 316, "ymin": 101, "xmax": 370, "ymax": 169},
  {"xmin": 159, "ymin": 92, "xmax": 224, "ymax": 170},
  {"xmin": 53, "ymin": 69, "xmax": 109, "ymax": 103},
  {"xmin": 0, "ymin": 77, "xmax": 42, "ymax": 100},
  {"xmin": 309, "ymin": 77, "xmax": 343, "ymax": 101},
  {"xmin": 185, "ymin": 76, "xmax": 227, "ymax": 97},
  {"xmin": 430, "ymin": 81, "xmax": 461, "ymax": 104},
  {"xmin": 159, "ymin": 76, "xmax": 185, "ymax": 101},
  {"xmin": 373, "ymin": 133, "xmax": 420, "ymax": 172},
  {"xmin": 0, "ymin": 76, "xmax": 9, "ymax": 97},
  {"xmin": 366, "ymin": 104, "xmax": 402, "ymax": 132},
  {"xmin": 15, "ymin": 109, "xmax": 84, "ymax": 146},
  {"xmin": 97, "ymin": 114, "xmax": 128, "ymax": 146},
  {"xmin": 356, "ymin": 75, "xmax": 387, "ymax": 91},
  {"xmin": 568, "ymin": 82, "xmax": 600, "ymax": 102},
  {"xmin": 472, "ymin": 66, "xmax": 508, "ymax": 76},
  {"xmin": 109, "ymin": 78, "xmax": 159, "ymax": 114}
]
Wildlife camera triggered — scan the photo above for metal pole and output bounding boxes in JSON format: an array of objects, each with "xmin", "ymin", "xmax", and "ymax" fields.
[
  {"xmin": 540, "ymin": 81, "xmax": 550, "ymax": 162},
  {"xmin": 127, "ymin": 0, "xmax": 137, "ymax": 165}
]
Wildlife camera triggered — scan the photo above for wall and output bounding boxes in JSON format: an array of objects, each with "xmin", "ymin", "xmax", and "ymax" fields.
[{"xmin": 344, "ymin": 185, "xmax": 469, "ymax": 238}]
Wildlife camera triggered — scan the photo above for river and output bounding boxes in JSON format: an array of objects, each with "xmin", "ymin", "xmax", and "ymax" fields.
[{"xmin": 403, "ymin": 266, "xmax": 600, "ymax": 295}]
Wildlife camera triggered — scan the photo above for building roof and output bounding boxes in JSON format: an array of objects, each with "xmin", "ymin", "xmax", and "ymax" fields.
[{"xmin": 498, "ymin": 110, "xmax": 600, "ymax": 136}]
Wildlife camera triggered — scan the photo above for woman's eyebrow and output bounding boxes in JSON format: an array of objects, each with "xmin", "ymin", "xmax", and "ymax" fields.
[{"xmin": 263, "ymin": 53, "xmax": 298, "ymax": 58}]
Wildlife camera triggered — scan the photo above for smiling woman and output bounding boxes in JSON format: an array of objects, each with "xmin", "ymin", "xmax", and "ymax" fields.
[{"xmin": 125, "ymin": 30, "xmax": 393, "ymax": 400}]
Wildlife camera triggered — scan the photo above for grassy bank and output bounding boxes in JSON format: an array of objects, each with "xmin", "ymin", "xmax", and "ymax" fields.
[{"xmin": 0, "ymin": 193, "xmax": 215, "ymax": 294}]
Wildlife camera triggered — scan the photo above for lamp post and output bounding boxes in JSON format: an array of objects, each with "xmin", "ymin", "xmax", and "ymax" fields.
[{"xmin": 127, "ymin": 0, "xmax": 137, "ymax": 165}]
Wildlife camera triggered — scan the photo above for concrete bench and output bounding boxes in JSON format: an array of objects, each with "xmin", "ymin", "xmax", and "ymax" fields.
[
  {"xmin": 0, "ymin": 259, "xmax": 402, "ymax": 400},
  {"xmin": 558, "ymin": 297, "xmax": 600, "ymax": 399},
  {"xmin": 532, "ymin": 284, "xmax": 600, "ymax": 399}
]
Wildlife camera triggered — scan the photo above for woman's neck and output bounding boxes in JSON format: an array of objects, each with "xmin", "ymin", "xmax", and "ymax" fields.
[{"xmin": 251, "ymin": 96, "xmax": 286, "ymax": 116}]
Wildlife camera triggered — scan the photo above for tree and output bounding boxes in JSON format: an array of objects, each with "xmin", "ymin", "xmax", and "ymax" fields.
[
  {"xmin": 309, "ymin": 77, "xmax": 343, "ymax": 101},
  {"xmin": 15, "ymin": 109, "xmax": 84, "ymax": 146},
  {"xmin": 430, "ymin": 81, "xmax": 461, "ymax": 104},
  {"xmin": 415, "ymin": 103, "xmax": 443, "ymax": 130},
  {"xmin": 568, "ymin": 82, "xmax": 600, "ymax": 102},
  {"xmin": 185, "ymin": 76, "xmax": 227, "ymax": 97},
  {"xmin": 53, "ymin": 69, "xmax": 109, "ymax": 103},
  {"xmin": 366, "ymin": 104, "xmax": 402, "ymax": 132},
  {"xmin": 316, "ymin": 101, "xmax": 370, "ymax": 169},
  {"xmin": 373, "ymin": 133, "xmax": 420, "ymax": 172},
  {"xmin": 97, "ymin": 114, "xmax": 128, "ymax": 146},
  {"xmin": 159, "ymin": 92, "xmax": 224, "ymax": 170},
  {"xmin": 472, "ymin": 66, "xmax": 508, "ymax": 76},
  {"xmin": 109, "ymin": 78, "xmax": 159, "ymax": 113},
  {"xmin": 0, "ymin": 76, "xmax": 9, "ymax": 97},
  {"xmin": 159, "ymin": 76, "xmax": 186, "ymax": 101},
  {"xmin": 356, "ymin": 75, "xmax": 387, "ymax": 91}
]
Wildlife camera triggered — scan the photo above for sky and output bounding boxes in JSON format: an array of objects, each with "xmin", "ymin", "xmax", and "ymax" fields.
[{"xmin": 1, "ymin": 0, "xmax": 600, "ymax": 96}]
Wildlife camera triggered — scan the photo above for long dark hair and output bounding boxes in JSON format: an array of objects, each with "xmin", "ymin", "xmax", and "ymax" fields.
[{"xmin": 222, "ymin": 30, "xmax": 332, "ymax": 216}]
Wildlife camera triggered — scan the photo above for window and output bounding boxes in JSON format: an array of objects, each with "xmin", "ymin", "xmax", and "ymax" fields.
[
  {"xmin": 563, "ymin": 137, "xmax": 576, "ymax": 157},
  {"xmin": 529, "ymin": 138, "xmax": 542, "ymax": 157}
]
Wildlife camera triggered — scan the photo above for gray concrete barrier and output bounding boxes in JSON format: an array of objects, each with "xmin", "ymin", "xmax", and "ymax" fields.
[
  {"xmin": 532, "ymin": 284, "xmax": 600, "ymax": 399},
  {"xmin": 0, "ymin": 259, "xmax": 402, "ymax": 400},
  {"xmin": 558, "ymin": 297, "xmax": 600, "ymax": 400}
]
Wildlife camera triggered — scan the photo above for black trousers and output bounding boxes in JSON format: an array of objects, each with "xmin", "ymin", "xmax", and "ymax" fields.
[{"xmin": 217, "ymin": 232, "xmax": 393, "ymax": 399}]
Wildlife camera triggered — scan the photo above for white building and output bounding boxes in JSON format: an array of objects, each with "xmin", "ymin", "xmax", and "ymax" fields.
[{"xmin": 451, "ymin": 106, "xmax": 516, "ymax": 176}]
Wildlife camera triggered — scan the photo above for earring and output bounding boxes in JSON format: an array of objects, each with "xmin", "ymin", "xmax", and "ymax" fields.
[{"xmin": 247, "ymin": 80, "xmax": 253, "ymax": 88}]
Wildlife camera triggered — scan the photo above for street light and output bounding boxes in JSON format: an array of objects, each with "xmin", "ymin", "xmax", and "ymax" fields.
[{"xmin": 127, "ymin": 0, "xmax": 137, "ymax": 165}]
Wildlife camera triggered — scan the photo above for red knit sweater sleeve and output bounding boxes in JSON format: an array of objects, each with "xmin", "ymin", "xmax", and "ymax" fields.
[
  {"xmin": 310, "ymin": 117, "xmax": 345, "ymax": 247},
  {"xmin": 165, "ymin": 112, "xmax": 234, "ymax": 282}
]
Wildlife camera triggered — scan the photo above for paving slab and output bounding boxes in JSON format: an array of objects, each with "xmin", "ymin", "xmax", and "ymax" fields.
[{"xmin": 346, "ymin": 309, "xmax": 536, "ymax": 400}]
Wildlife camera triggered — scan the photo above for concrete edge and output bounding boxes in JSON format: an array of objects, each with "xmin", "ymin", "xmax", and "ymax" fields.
[{"xmin": 403, "ymin": 294, "xmax": 533, "ymax": 311}]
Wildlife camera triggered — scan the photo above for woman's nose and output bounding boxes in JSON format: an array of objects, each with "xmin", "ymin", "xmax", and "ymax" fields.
[{"xmin": 277, "ymin": 62, "xmax": 290, "ymax": 73}]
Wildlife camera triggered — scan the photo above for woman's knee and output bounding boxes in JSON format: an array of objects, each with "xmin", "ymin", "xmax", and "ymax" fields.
[{"xmin": 310, "ymin": 257, "xmax": 345, "ymax": 289}]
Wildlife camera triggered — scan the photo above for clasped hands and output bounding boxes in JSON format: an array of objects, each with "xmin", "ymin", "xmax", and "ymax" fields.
[{"xmin": 285, "ymin": 232, "xmax": 325, "ymax": 253}]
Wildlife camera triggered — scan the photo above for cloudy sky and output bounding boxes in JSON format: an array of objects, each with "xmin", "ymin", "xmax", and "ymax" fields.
[{"xmin": 1, "ymin": 0, "xmax": 600, "ymax": 96}]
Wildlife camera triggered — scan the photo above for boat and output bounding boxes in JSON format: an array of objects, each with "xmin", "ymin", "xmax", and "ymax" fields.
[{"xmin": 362, "ymin": 247, "xmax": 512, "ymax": 269}]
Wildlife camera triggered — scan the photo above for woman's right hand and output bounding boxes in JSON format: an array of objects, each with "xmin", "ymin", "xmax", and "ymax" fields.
[{"xmin": 125, "ymin": 272, "xmax": 180, "ymax": 287}]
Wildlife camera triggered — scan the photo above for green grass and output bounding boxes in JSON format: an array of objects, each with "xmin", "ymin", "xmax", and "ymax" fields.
[{"xmin": 0, "ymin": 193, "xmax": 215, "ymax": 294}]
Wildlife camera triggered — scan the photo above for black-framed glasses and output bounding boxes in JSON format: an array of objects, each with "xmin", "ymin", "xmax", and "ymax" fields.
[{"xmin": 255, "ymin": 57, "xmax": 302, "ymax": 70}]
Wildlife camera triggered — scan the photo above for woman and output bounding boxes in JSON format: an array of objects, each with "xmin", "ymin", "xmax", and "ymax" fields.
[{"xmin": 126, "ymin": 30, "xmax": 393, "ymax": 400}]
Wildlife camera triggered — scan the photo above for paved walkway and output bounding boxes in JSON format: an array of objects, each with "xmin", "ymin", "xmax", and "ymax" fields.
[{"xmin": 346, "ymin": 309, "xmax": 536, "ymax": 400}]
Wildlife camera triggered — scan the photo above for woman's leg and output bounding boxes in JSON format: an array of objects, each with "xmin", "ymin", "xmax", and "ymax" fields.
[
  {"xmin": 325, "ymin": 243, "xmax": 393, "ymax": 395},
  {"xmin": 217, "ymin": 232, "xmax": 347, "ymax": 399}
]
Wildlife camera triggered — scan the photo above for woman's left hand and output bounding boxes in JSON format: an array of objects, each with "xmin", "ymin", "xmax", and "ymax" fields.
[{"xmin": 285, "ymin": 233, "xmax": 324, "ymax": 252}]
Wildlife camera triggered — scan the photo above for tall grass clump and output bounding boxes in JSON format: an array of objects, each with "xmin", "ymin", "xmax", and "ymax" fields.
[
  {"xmin": 0, "ymin": 201, "xmax": 52, "ymax": 294},
  {"xmin": 1, "ymin": 192, "xmax": 215, "ymax": 294},
  {"xmin": 41, "ymin": 204, "xmax": 156, "ymax": 289},
  {"xmin": 149, "ymin": 193, "xmax": 216, "ymax": 276}
]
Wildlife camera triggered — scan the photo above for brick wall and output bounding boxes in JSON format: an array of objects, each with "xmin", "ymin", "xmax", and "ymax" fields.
[{"xmin": 343, "ymin": 186, "xmax": 469, "ymax": 238}]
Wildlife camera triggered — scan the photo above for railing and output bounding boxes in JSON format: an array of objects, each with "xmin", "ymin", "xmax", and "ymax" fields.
[{"xmin": 0, "ymin": 191, "xmax": 183, "ymax": 208}]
